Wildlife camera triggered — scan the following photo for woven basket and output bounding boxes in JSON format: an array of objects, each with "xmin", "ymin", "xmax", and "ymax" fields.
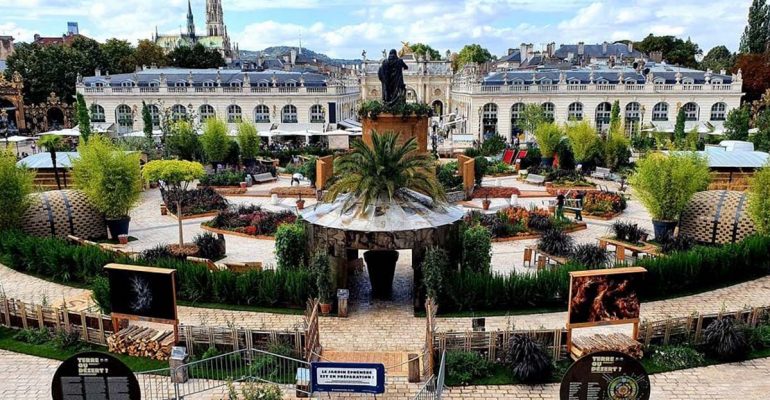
[
  {"xmin": 679, "ymin": 190, "xmax": 756, "ymax": 244},
  {"xmin": 20, "ymin": 189, "xmax": 106, "ymax": 240}
]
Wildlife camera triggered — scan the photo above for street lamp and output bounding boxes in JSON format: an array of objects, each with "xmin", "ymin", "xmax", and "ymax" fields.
[{"xmin": 431, "ymin": 121, "xmax": 439, "ymax": 158}]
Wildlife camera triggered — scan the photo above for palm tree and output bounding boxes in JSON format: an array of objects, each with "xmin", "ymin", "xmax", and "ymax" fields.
[
  {"xmin": 325, "ymin": 131, "xmax": 445, "ymax": 210},
  {"xmin": 37, "ymin": 135, "xmax": 63, "ymax": 190}
]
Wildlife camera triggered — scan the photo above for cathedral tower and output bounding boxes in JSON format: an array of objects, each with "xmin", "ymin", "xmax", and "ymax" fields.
[
  {"xmin": 186, "ymin": 0, "xmax": 195, "ymax": 38},
  {"xmin": 206, "ymin": 0, "xmax": 225, "ymax": 37}
]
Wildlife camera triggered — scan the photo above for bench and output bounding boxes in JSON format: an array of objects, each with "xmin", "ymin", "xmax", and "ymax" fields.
[
  {"xmin": 251, "ymin": 172, "xmax": 277, "ymax": 184},
  {"xmin": 525, "ymin": 173, "xmax": 546, "ymax": 185},
  {"xmin": 591, "ymin": 167, "xmax": 612, "ymax": 180}
]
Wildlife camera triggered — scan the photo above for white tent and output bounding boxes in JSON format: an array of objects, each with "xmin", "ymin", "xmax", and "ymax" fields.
[
  {"xmin": 38, "ymin": 128, "xmax": 80, "ymax": 137},
  {"xmin": 3, "ymin": 135, "xmax": 34, "ymax": 143}
]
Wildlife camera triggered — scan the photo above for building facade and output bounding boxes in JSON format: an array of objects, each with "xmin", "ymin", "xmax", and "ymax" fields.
[
  {"xmin": 450, "ymin": 64, "xmax": 744, "ymax": 141},
  {"xmin": 77, "ymin": 68, "xmax": 360, "ymax": 135},
  {"xmin": 153, "ymin": 0, "xmax": 238, "ymax": 63}
]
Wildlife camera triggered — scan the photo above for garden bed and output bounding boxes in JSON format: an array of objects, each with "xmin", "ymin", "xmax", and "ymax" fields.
[
  {"xmin": 466, "ymin": 206, "xmax": 584, "ymax": 241},
  {"xmin": 198, "ymin": 185, "xmax": 248, "ymax": 195},
  {"xmin": 490, "ymin": 222, "xmax": 587, "ymax": 242},
  {"xmin": 161, "ymin": 187, "xmax": 228, "ymax": 218},
  {"xmin": 200, "ymin": 224, "xmax": 277, "ymax": 241},
  {"xmin": 566, "ymin": 190, "xmax": 627, "ymax": 219},
  {"xmin": 168, "ymin": 211, "xmax": 221, "ymax": 220},
  {"xmin": 544, "ymin": 183, "xmax": 597, "ymax": 195},
  {"xmin": 471, "ymin": 187, "xmax": 522, "ymax": 199},
  {"xmin": 201, "ymin": 205, "xmax": 297, "ymax": 238},
  {"xmin": 269, "ymin": 187, "xmax": 317, "ymax": 197}
]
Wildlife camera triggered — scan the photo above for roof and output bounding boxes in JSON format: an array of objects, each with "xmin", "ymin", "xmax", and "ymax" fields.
[
  {"xmin": 554, "ymin": 42, "xmax": 643, "ymax": 59},
  {"xmin": 32, "ymin": 34, "xmax": 84, "ymax": 47},
  {"xmin": 18, "ymin": 152, "xmax": 79, "ymax": 169},
  {"xmin": 83, "ymin": 68, "xmax": 332, "ymax": 88},
  {"xmin": 498, "ymin": 51, "xmax": 521, "ymax": 63},
  {"xmin": 668, "ymin": 148, "xmax": 769, "ymax": 169}
]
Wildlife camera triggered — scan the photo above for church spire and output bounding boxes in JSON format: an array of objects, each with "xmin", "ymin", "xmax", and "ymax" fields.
[
  {"xmin": 186, "ymin": 0, "xmax": 195, "ymax": 38},
  {"xmin": 206, "ymin": 0, "xmax": 225, "ymax": 37}
]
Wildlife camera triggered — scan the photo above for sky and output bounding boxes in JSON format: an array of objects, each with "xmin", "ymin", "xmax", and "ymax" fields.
[{"xmin": 0, "ymin": 0, "xmax": 754, "ymax": 59}]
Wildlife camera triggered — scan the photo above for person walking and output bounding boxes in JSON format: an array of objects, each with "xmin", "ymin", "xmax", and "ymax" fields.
[{"xmin": 556, "ymin": 190, "xmax": 566, "ymax": 221}]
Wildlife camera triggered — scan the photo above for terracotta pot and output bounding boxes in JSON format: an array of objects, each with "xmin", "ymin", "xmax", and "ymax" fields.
[
  {"xmin": 296, "ymin": 200, "xmax": 305, "ymax": 210},
  {"xmin": 160, "ymin": 204, "xmax": 168, "ymax": 215},
  {"xmin": 482, "ymin": 199, "xmax": 491, "ymax": 210},
  {"xmin": 118, "ymin": 234, "xmax": 129, "ymax": 245},
  {"xmin": 240, "ymin": 182, "xmax": 247, "ymax": 189},
  {"xmin": 320, "ymin": 303, "xmax": 332, "ymax": 315}
]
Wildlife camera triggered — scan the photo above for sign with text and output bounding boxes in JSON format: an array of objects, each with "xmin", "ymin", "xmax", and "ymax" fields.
[
  {"xmin": 560, "ymin": 351, "xmax": 650, "ymax": 400},
  {"xmin": 51, "ymin": 351, "xmax": 140, "ymax": 400},
  {"xmin": 310, "ymin": 362, "xmax": 385, "ymax": 394}
]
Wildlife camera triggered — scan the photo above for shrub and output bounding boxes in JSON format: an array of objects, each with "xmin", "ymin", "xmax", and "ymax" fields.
[
  {"xmin": 506, "ymin": 334, "xmax": 553, "ymax": 383},
  {"xmin": 194, "ymin": 232, "xmax": 225, "ymax": 260},
  {"xmin": 461, "ymin": 225, "xmax": 491, "ymax": 273},
  {"xmin": 140, "ymin": 244, "xmax": 174, "ymax": 262},
  {"xmin": 527, "ymin": 213, "xmax": 553, "ymax": 231},
  {"xmin": 537, "ymin": 229, "xmax": 574, "ymax": 257},
  {"xmin": 229, "ymin": 382, "xmax": 283, "ymax": 400},
  {"xmin": 748, "ymin": 164, "xmax": 770, "ymax": 234},
  {"xmin": 629, "ymin": 153, "xmax": 710, "ymax": 221},
  {"xmin": 200, "ymin": 118, "xmax": 230, "ymax": 164},
  {"xmin": 437, "ymin": 162, "xmax": 462, "ymax": 192},
  {"xmin": 533, "ymin": 123, "xmax": 564, "ymax": 158},
  {"xmin": 650, "ymin": 345, "xmax": 706, "ymax": 370},
  {"xmin": 199, "ymin": 170, "xmax": 247, "ymax": 186},
  {"xmin": 481, "ymin": 135, "xmax": 506, "ymax": 156},
  {"xmin": 14, "ymin": 327, "xmax": 51, "ymax": 345},
  {"xmin": 519, "ymin": 146, "xmax": 541, "ymax": 170},
  {"xmin": 554, "ymin": 138, "xmax": 576, "ymax": 170},
  {"xmin": 422, "ymin": 247, "xmax": 449, "ymax": 299},
  {"xmin": 161, "ymin": 187, "xmax": 228, "ymax": 216},
  {"xmin": 310, "ymin": 252, "xmax": 334, "ymax": 303},
  {"xmin": 659, "ymin": 234, "xmax": 696, "ymax": 254},
  {"xmin": 473, "ymin": 156, "xmax": 488, "ymax": 186},
  {"xmin": 445, "ymin": 351, "xmax": 493, "ymax": 386},
  {"xmin": 569, "ymin": 244, "xmax": 609, "ymax": 269},
  {"xmin": 166, "ymin": 120, "xmax": 202, "ymax": 161},
  {"xmin": 701, "ymin": 318, "xmax": 749, "ymax": 361},
  {"xmin": 52, "ymin": 328, "xmax": 82, "ymax": 350},
  {"xmin": 274, "ymin": 222, "xmax": 307, "ymax": 270},
  {"xmin": 237, "ymin": 122, "xmax": 260, "ymax": 161},
  {"xmin": 749, "ymin": 323, "xmax": 770, "ymax": 349},
  {"xmin": 565, "ymin": 121, "xmax": 600, "ymax": 164},
  {"xmin": 91, "ymin": 276, "xmax": 111, "ymax": 313},
  {"xmin": 201, "ymin": 346, "xmax": 221, "ymax": 360},
  {"xmin": 611, "ymin": 221, "xmax": 646, "ymax": 243},
  {"xmin": 0, "ymin": 150, "xmax": 35, "ymax": 230}
]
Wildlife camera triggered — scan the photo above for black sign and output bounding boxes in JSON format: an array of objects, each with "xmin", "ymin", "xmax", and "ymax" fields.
[
  {"xmin": 560, "ymin": 351, "xmax": 650, "ymax": 400},
  {"xmin": 106, "ymin": 264, "xmax": 176, "ymax": 321},
  {"xmin": 52, "ymin": 351, "xmax": 140, "ymax": 400}
]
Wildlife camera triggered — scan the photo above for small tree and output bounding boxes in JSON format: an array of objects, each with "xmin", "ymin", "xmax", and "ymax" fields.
[
  {"xmin": 142, "ymin": 159, "xmax": 205, "ymax": 245},
  {"xmin": 748, "ymin": 163, "xmax": 770, "ymax": 234},
  {"xmin": 310, "ymin": 252, "xmax": 334, "ymax": 303},
  {"xmin": 609, "ymin": 100, "xmax": 621, "ymax": 134},
  {"xmin": 166, "ymin": 120, "xmax": 201, "ymax": 161},
  {"xmin": 76, "ymin": 93, "xmax": 91, "ymax": 143},
  {"xmin": 0, "ymin": 150, "xmax": 35, "ymax": 230},
  {"xmin": 533, "ymin": 123, "xmax": 564, "ymax": 159},
  {"xmin": 200, "ymin": 118, "xmax": 229, "ymax": 166},
  {"xmin": 461, "ymin": 225, "xmax": 491, "ymax": 273},
  {"xmin": 674, "ymin": 107, "xmax": 686, "ymax": 144},
  {"xmin": 141, "ymin": 101, "xmax": 153, "ymax": 141},
  {"xmin": 519, "ymin": 103, "xmax": 547, "ymax": 135},
  {"xmin": 274, "ymin": 222, "xmax": 307, "ymax": 270},
  {"xmin": 37, "ymin": 135, "xmax": 63, "ymax": 190},
  {"xmin": 724, "ymin": 106, "xmax": 751, "ymax": 141},
  {"xmin": 237, "ymin": 122, "xmax": 260, "ymax": 162},
  {"xmin": 421, "ymin": 247, "xmax": 449, "ymax": 300},
  {"xmin": 605, "ymin": 124, "xmax": 631, "ymax": 170},
  {"xmin": 565, "ymin": 121, "xmax": 599, "ymax": 163}
]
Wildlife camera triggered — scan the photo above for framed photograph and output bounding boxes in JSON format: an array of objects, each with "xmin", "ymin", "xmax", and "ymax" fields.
[
  {"xmin": 105, "ymin": 264, "xmax": 177, "ymax": 322},
  {"xmin": 567, "ymin": 267, "xmax": 645, "ymax": 328}
]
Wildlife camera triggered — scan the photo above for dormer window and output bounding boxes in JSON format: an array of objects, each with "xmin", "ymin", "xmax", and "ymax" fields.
[
  {"xmin": 121, "ymin": 80, "xmax": 134, "ymax": 87},
  {"xmin": 149, "ymin": 81, "xmax": 159, "ymax": 87},
  {"xmin": 540, "ymin": 79, "xmax": 552, "ymax": 85},
  {"xmin": 202, "ymin": 81, "xmax": 215, "ymax": 87},
  {"xmin": 653, "ymin": 77, "xmax": 666, "ymax": 84},
  {"xmin": 568, "ymin": 78, "xmax": 580, "ymax": 85},
  {"xmin": 285, "ymin": 80, "xmax": 297, "ymax": 87},
  {"xmin": 258, "ymin": 80, "xmax": 269, "ymax": 87},
  {"xmin": 175, "ymin": 81, "xmax": 186, "ymax": 87},
  {"xmin": 93, "ymin": 82, "xmax": 104, "ymax": 88},
  {"xmin": 230, "ymin": 81, "xmax": 242, "ymax": 87},
  {"xmin": 596, "ymin": 78, "xmax": 609, "ymax": 84},
  {"xmin": 511, "ymin": 79, "xmax": 524, "ymax": 85},
  {"xmin": 682, "ymin": 77, "xmax": 695, "ymax": 85},
  {"xmin": 711, "ymin": 78, "xmax": 723, "ymax": 84},
  {"xmin": 624, "ymin": 78, "xmax": 637, "ymax": 84}
]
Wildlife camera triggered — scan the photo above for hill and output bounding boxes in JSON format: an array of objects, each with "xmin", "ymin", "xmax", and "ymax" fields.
[{"xmin": 239, "ymin": 46, "xmax": 362, "ymax": 67}]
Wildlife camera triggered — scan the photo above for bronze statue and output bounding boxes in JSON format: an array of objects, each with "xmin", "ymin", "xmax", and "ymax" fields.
[{"xmin": 378, "ymin": 49, "xmax": 408, "ymax": 107}]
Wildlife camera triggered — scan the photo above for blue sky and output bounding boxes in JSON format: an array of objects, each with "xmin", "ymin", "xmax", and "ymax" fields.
[{"xmin": 0, "ymin": 0, "xmax": 753, "ymax": 59}]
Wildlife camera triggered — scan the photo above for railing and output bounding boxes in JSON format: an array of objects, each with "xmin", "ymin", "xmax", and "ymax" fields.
[
  {"xmin": 435, "ymin": 350, "xmax": 446, "ymax": 399},
  {"xmin": 140, "ymin": 87, "xmax": 159, "ymax": 93},
  {"xmin": 167, "ymin": 87, "xmax": 188, "ymax": 93},
  {"xmin": 452, "ymin": 82, "xmax": 741, "ymax": 95},
  {"xmin": 79, "ymin": 85, "xmax": 359, "ymax": 96},
  {"xmin": 412, "ymin": 351, "xmax": 446, "ymax": 400}
]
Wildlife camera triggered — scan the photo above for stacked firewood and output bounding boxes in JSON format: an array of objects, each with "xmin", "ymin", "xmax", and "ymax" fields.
[
  {"xmin": 571, "ymin": 333, "xmax": 643, "ymax": 359},
  {"xmin": 107, "ymin": 326, "xmax": 174, "ymax": 360}
]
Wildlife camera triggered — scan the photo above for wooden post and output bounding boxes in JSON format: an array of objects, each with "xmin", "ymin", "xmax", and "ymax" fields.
[
  {"xmin": 3, "ymin": 297, "xmax": 9, "ymax": 326},
  {"xmin": 98, "ymin": 316, "xmax": 106, "ymax": 344},
  {"xmin": 36, "ymin": 306, "xmax": 44, "ymax": 329},
  {"xmin": 19, "ymin": 303, "xmax": 27, "ymax": 329},
  {"xmin": 62, "ymin": 306, "xmax": 70, "ymax": 332},
  {"xmin": 407, "ymin": 353, "xmax": 420, "ymax": 383},
  {"xmin": 80, "ymin": 312, "xmax": 88, "ymax": 342}
]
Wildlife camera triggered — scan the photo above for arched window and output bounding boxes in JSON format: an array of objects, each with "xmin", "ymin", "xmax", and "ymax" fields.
[
  {"xmin": 285, "ymin": 80, "xmax": 297, "ymax": 87},
  {"xmin": 282, "ymin": 104, "xmax": 298, "ymax": 123},
  {"xmin": 653, "ymin": 77, "xmax": 666, "ymax": 85},
  {"xmin": 540, "ymin": 78, "xmax": 553, "ymax": 85},
  {"xmin": 652, "ymin": 102, "xmax": 668, "ymax": 121},
  {"xmin": 710, "ymin": 102, "xmax": 727, "ymax": 121},
  {"xmin": 203, "ymin": 80, "xmax": 215, "ymax": 87},
  {"xmin": 230, "ymin": 81, "xmax": 242, "ymax": 87},
  {"xmin": 147, "ymin": 104, "xmax": 160, "ymax": 128},
  {"xmin": 595, "ymin": 102, "xmax": 612, "ymax": 132},
  {"xmin": 310, "ymin": 104, "xmax": 325, "ymax": 123},
  {"xmin": 568, "ymin": 102, "xmax": 583, "ymax": 121},
  {"xmin": 90, "ymin": 104, "xmax": 105, "ymax": 123},
  {"xmin": 625, "ymin": 102, "xmax": 641, "ymax": 133},
  {"xmin": 227, "ymin": 105, "xmax": 242, "ymax": 123},
  {"xmin": 432, "ymin": 100, "xmax": 444, "ymax": 116},
  {"xmin": 175, "ymin": 80, "xmax": 186, "ymax": 87},
  {"xmin": 511, "ymin": 103, "xmax": 525, "ymax": 134},
  {"xmin": 683, "ymin": 102, "xmax": 699, "ymax": 121},
  {"xmin": 149, "ymin": 80, "xmax": 159, "ymax": 88},
  {"xmin": 682, "ymin": 77, "xmax": 695, "ymax": 85},
  {"xmin": 568, "ymin": 78, "xmax": 580, "ymax": 85},
  {"xmin": 120, "ymin": 80, "xmax": 134, "ymax": 87},
  {"xmin": 511, "ymin": 79, "xmax": 524, "ymax": 86},
  {"xmin": 171, "ymin": 104, "xmax": 187, "ymax": 121},
  {"xmin": 624, "ymin": 78, "xmax": 637, "ymax": 84},
  {"xmin": 541, "ymin": 102, "xmax": 555, "ymax": 122},
  {"xmin": 258, "ymin": 80, "xmax": 269, "ymax": 88},
  {"xmin": 711, "ymin": 78, "xmax": 723, "ymax": 84},
  {"xmin": 116, "ymin": 104, "xmax": 133, "ymax": 133},
  {"xmin": 254, "ymin": 105, "xmax": 270, "ymax": 122},
  {"xmin": 199, "ymin": 104, "xmax": 215, "ymax": 121},
  {"xmin": 482, "ymin": 103, "xmax": 498, "ymax": 137}
]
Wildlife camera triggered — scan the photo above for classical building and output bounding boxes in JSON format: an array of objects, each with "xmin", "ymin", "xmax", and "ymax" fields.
[
  {"xmin": 0, "ymin": 71, "xmax": 26, "ymax": 132},
  {"xmin": 153, "ymin": 0, "xmax": 238, "ymax": 63},
  {"xmin": 76, "ymin": 68, "xmax": 360, "ymax": 135},
  {"xmin": 32, "ymin": 22, "xmax": 87, "ymax": 47},
  {"xmin": 450, "ymin": 63, "xmax": 743, "ymax": 141}
]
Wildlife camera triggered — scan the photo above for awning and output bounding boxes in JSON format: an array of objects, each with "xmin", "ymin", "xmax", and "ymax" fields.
[
  {"xmin": 38, "ymin": 128, "xmax": 80, "ymax": 137},
  {"xmin": 3, "ymin": 135, "xmax": 35, "ymax": 143},
  {"xmin": 73, "ymin": 123, "xmax": 115, "ymax": 133}
]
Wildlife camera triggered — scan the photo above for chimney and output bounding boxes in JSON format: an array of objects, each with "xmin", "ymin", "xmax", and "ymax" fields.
[
  {"xmin": 602, "ymin": 41, "xmax": 608, "ymax": 55},
  {"xmin": 520, "ymin": 43, "xmax": 527, "ymax": 60},
  {"xmin": 290, "ymin": 49, "xmax": 297, "ymax": 65},
  {"xmin": 577, "ymin": 42, "xmax": 584, "ymax": 56},
  {"xmin": 547, "ymin": 42, "xmax": 555, "ymax": 58},
  {"xmin": 508, "ymin": 48, "xmax": 515, "ymax": 56},
  {"xmin": 95, "ymin": 68, "xmax": 101, "ymax": 77},
  {"xmin": 34, "ymin": 34, "xmax": 40, "ymax": 42},
  {"xmin": 526, "ymin": 43, "xmax": 534, "ymax": 58},
  {"xmin": 628, "ymin": 42, "xmax": 633, "ymax": 53}
]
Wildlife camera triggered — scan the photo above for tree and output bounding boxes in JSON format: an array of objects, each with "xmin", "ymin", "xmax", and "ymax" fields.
[
  {"xmin": 734, "ymin": 53, "xmax": 770, "ymax": 101},
  {"xmin": 454, "ymin": 44, "xmax": 493, "ymax": 70},
  {"xmin": 605, "ymin": 124, "xmax": 631, "ymax": 170},
  {"xmin": 37, "ymin": 135, "xmax": 63, "ymax": 190},
  {"xmin": 739, "ymin": 0, "xmax": 769, "ymax": 54},
  {"xmin": 75, "ymin": 93, "xmax": 91, "ymax": 143},
  {"xmin": 409, "ymin": 43, "xmax": 441, "ymax": 60},
  {"xmin": 724, "ymin": 106, "xmax": 751, "ymax": 141},
  {"xmin": 752, "ymin": 108, "xmax": 770, "ymax": 152},
  {"xmin": 133, "ymin": 40, "xmax": 169, "ymax": 68},
  {"xmin": 169, "ymin": 43, "xmax": 224, "ymax": 69},
  {"xmin": 700, "ymin": 45, "xmax": 735, "ymax": 72},
  {"xmin": 747, "ymin": 163, "xmax": 770, "ymax": 234},
  {"xmin": 142, "ymin": 160, "xmax": 205, "ymax": 245},
  {"xmin": 674, "ymin": 106, "xmax": 686, "ymax": 143},
  {"xmin": 101, "ymin": 38, "xmax": 135, "ymax": 74},
  {"xmin": 565, "ymin": 121, "xmax": 599, "ymax": 163},
  {"xmin": 609, "ymin": 100, "xmax": 621, "ymax": 134},
  {"xmin": 325, "ymin": 132, "xmax": 445, "ymax": 210},
  {"xmin": 166, "ymin": 120, "xmax": 201, "ymax": 161},
  {"xmin": 519, "ymin": 103, "xmax": 547, "ymax": 134},
  {"xmin": 236, "ymin": 122, "xmax": 259, "ymax": 161},
  {"xmin": 0, "ymin": 150, "xmax": 35, "ymax": 230},
  {"xmin": 532, "ymin": 123, "xmax": 563, "ymax": 159},
  {"xmin": 141, "ymin": 101, "xmax": 153, "ymax": 141},
  {"xmin": 200, "ymin": 118, "xmax": 229, "ymax": 165},
  {"xmin": 635, "ymin": 34, "xmax": 701, "ymax": 67}
]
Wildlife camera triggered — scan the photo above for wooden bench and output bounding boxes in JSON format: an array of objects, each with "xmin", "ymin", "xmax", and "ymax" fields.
[
  {"xmin": 597, "ymin": 237, "xmax": 659, "ymax": 264},
  {"xmin": 524, "ymin": 173, "xmax": 546, "ymax": 185},
  {"xmin": 251, "ymin": 172, "xmax": 277, "ymax": 184},
  {"xmin": 591, "ymin": 167, "xmax": 612, "ymax": 180},
  {"xmin": 523, "ymin": 245, "xmax": 568, "ymax": 269}
]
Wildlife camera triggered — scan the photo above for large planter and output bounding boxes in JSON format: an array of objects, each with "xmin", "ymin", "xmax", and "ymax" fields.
[
  {"xmin": 364, "ymin": 250, "xmax": 399, "ymax": 299},
  {"xmin": 106, "ymin": 216, "xmax": 131, "ymax": 239},
  {"xmin": 652, "ymin": 219, "xmax": 677, "ymax": 241}
]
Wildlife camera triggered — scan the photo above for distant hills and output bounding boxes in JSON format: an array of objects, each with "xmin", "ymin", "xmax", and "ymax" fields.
[{"xmin": 239, "ymin": 46, "xmax": 362, "ymax": 67}]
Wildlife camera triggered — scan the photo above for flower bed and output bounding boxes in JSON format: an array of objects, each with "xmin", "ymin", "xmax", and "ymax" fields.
[
  {"xmin": 161, "ymin": 187, "xmax": 228, "ymax": 217},
  {"xmin": 464, "ymin": 206, "xmax": 583, "ymax": 240},
  {"xmin": 472, "ymin": 187, "xmax": 521, "ymax": 199},
  {"xmin": 566, "ymin": 190, "xmax": 626, "ymax": 218},
  {"xmin": 198, "ymin": 170, "xmax": 247, "ymax": 187},
  {"xmin": 202, "ymin": 205, "xmax": 297, "ymax": 238},
  {"xmin": 270, "ymin": 187, "xmax": 317, "ymax": 197}
]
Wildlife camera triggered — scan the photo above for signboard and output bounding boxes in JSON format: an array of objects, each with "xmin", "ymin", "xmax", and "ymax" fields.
[
  {"xmin": 568, "ymin": 267, "xmax": 645, "ymax": 328},
  {"xmin": 51, "ymin": 351, "xmax": 140, "ymax": 400},
  {"xmin": 310, "ymin": 362, "xmax": 385, "ymax": 394},
  {"xmin": 105, "ymin": 263, "xmax": 177, "ymax": 322},
  {"xmin": 560, "ymin": 351, "xmax": 650, "ymax": 400}
]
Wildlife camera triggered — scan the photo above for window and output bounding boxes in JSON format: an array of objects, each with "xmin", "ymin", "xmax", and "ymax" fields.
[
  {"xmin": 540, "ymin": 79, "xmax": 553, "ymax": 85},
  {"xmin": 653, "ymin": 77, "xmax": 666, "ymax": 85},
  {"xmin": 149, "ymin": 81, "xmax": 159, "ymax": 87},
  {"xmin": 258, "ymin": 80, "xmax": 269, "ymax": 87},
  {"xmin": 227, "ymin": 105, "xmax": 242, "ymax": 123},
  {"xmin": 120, "ymin": 80, "xmax": 134, "ymax": 87},
  {"xmin": 230, "ymin": 81, "xmax": 242, "ymax": 87},
  {"xmin": 568, "ymin": 102, "xmax": 583, "ymax": 121},
  {"xmin": 116, "ymin": 104, "xmax": 133, "ymax": 133},
  {"xmin": 175, "ymin": 81, "xmax": 187, "ymax": 87},
  {"xmin": 511, "ymin": 103, "xmax": 525, "ymax": 134},
  {"xmin": 710, "ymin": 102, "xmax": 727, "ymax": 121},
  {"xmin": 282, "ymin": 104, "xmax": 297, "ymax": 123},
  {"xmin": 682, "ymin": 77, "xmax": 695, "ymax": 85},
  {"xmin": 596, "ymin": 78, "xmax": 609, "ymax": 84},
  {"xmin": 93, "ymin": 82, "xmax": 104, "ymax": 88},
  {"xmin": 310, "ymin": 104, "xmax": 325, "ymax": 123},
  {"xmin": 511, "ymin": 79, "xmax": 524, "ymax": 86},
  {"xmin": 624, "ymin": 78, "xmax": 637, "ymax": 84},
  {"xmin": 147, "ymin": 104, "xmax": 160, "ymax": 128},
  {"xmin": 652, "ymin": 102, "xmax": 668, "ymax": 121},
  {"xmin": 90, "ymin": 104, "xmax": 105, "ymax": 123},
  {"xmin": 171, "ymin": 104, "xmax": 187, "ymax": 121},
  {"xmin": 541, "ymin": 102, "xmax": 555, "ymax": 122},
  {"xmin": 625, "ymin": 102, "xmax": 641, "ymax": 133},
  {"xmin": 683, "ymin": 102, "xmax": 699, "ymax": 121},
  {"xmin": 711, "ymin": 78, "xmax": 723, "ymax": 84},
  {"xmin": 595, "ymin": 102, "xmax": 611, "ymax": 132},
  {"xmin": 482, "ymin": 103, "xmax": 498, "ymax": 137},
  {"xmin": 203, "ymin": 81, "xmax": 215, "ymax": 87},
  {"xmin": 285, "ymin": 80, "xmax": 296, "ymax": 87},
  {"xmin": 568, "ymin": 78, "xmax": 580, "ymax": 85},
  {"xmin": 199, "ymin": 104, "xmax": 215, "ymax": 121},
  {"xmin": 254, "ymin": 105, "xmax": 270, "ymax": 122}
]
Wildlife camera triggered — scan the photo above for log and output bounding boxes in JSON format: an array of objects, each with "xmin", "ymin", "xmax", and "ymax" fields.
[
  {"xmin": 571, "ymin": 333, "xmax": 643, "ymax": 359},
  {"xmin": 108, "ymin": 326, "xmax": 174, "ymax": 360}
]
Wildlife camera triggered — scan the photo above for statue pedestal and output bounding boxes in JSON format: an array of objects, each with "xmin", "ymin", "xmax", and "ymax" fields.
[{"xmin": 362, "ymin": 113, "xmax": 429, "ymax": 153}]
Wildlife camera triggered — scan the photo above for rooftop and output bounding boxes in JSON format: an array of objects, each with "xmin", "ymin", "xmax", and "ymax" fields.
[{"xmin": 82, "ymin": 68, "xmax": 335, "ymax": 88}]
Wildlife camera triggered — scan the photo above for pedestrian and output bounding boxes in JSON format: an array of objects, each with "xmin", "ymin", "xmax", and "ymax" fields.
[
  {"xmin": 556, "ymin": 190, "xmax": 565, "ymax": 221},
  {"xmin": 291, "ymin": 173, "xmax": 303, "ymax": 186},
  {"xmin": 574, "ymin": 191, "xmax": 584, "ymax": 221},
  {"xmin": 31, "ymin": 142, "xmax": 36, "ymax": 154}
]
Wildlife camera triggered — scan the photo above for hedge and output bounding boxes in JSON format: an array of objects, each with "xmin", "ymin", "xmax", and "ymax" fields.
[
  {"xmin": 437, "ymin": 235, "xmax": 770, "ymax": 313},
  {"xmin": 0, "ymin": 230, "xmax": 314, "ymax": 310}
]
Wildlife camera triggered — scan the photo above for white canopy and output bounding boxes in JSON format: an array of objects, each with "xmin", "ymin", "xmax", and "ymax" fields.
[
  {"xmin": 3, "ymin": 135, "xmax": 35, "ymax": 143},
  {"xmin": 38, "ymin": 128, "xmax": 80, "ymax": 137},
  {"xmin": 121, "ymin": 130, "xmax": 162, "ymax": 137}
]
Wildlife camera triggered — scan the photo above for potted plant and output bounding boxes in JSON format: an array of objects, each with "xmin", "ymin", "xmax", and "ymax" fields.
[
  {"xmin": 296, "ymin": 193, "xmax": 305, "ymax": 210},
  {"xmin": 629, "ymin": 153, "xmax": 710, "ymax": 240},
  {"xmin": 311, "ymin": 252, "xmax": 334, "ymax": 315},
  {"xmin": 118, "ymin": 234, "xmax": 129, "ymax": 245},
  {"xmin": 482, "ymin": 195, "xmax": 491, "ymax": 210},
  {"xmin": 533, "ymin": 123, "xmax": 564, "ymax": 167},
  {"xmin": 239, "ymin": 181, "xmax": 247, "ymax": 189},
  {"xmin": 71, "ymin": 135, "xmax": 142, "ymax": 238},
  {"xmin": 160, "ymin": 203, "xmax": 168, "ymax": 215}
]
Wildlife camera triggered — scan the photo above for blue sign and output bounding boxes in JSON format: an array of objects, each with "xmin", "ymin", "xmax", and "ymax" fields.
[{"xmin": 310, "ymin": 362, "xmax": 385, "ymax": 394}]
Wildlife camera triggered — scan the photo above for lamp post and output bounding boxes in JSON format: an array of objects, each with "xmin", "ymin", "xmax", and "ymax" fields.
[{"xmin": 431, "ymin": 121, "xmax": 439, "ymax": 158}]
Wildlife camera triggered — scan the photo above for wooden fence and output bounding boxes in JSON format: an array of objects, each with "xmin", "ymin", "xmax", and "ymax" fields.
[
  {"xmin": 303, "ymin": 298, "xmax": 320, "ymax": 362},
  {"xmin": 433, "ymin": 306, "xmax": 770, "ymax": 362}
]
